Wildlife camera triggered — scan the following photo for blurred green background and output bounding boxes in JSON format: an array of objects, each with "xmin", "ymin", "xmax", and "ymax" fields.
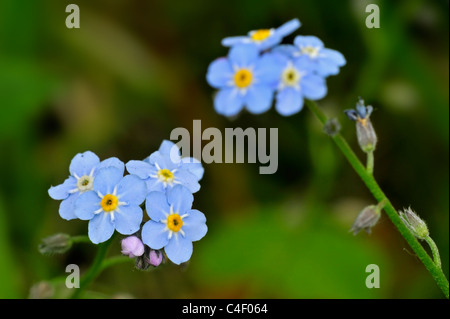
[{"xmin": 0, "ymin": 0, "xmax": 448, "ymax": 299}]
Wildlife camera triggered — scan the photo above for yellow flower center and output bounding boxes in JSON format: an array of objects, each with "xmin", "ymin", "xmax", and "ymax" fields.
[
  {"xmin": 167, "ymin": 214, "xmax": 183, "ymax": 232},
  {"xmin": 101, "ymin": 194, "xmax": 118, "ymax": 212},
  {"xmin": 250, "ymin": 29, "xmax": 272, "ymax": 42},
  {"xmin": 234, "ymin": 69, "xmax": 252, "ymax": 88},
  {"xmin": 301, "ymin": 46, "xmax": 320, "ymax": 58},
  {"xmin": 157, "ymin": 169, "xmax": 174, "ymax": 183},
  {"xmin": 281, "ymin": 67, "xmax": 301, "ymax": 87}
]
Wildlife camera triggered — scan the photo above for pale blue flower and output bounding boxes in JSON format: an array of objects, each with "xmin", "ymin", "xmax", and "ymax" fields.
[
  {"xmin": 48, "ymin": 151, "xmax": 124, "ymax": 220},
  {"xmin": 206, "ymin": 44, "xmax": 281, "ymax": 116},
  {"xmin": 74, "ymin": 166, "xmax": 147, "ymax": 244},
  {"xmin": 290, "ymin": 35, "xmax": 346, "ymax": 77},
  {"xmin": 141, "ymin": 185, "xmax": 207, "ymax": 265},
  {"xmin": 222, "ymin": 18, "xmax": 301, "ymax": 51},
  {"xmin": 126, "ymin": 140, "xmax": 203, "ymax": 194},
  {"xmin": 273, "ymin": 53, "xmax": 328, "ymax": 116}
]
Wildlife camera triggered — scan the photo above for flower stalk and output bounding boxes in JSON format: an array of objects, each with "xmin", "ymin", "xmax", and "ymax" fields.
[{"xmin": 305, "ymin": 99, "xmax": 449, "ymax": 298}]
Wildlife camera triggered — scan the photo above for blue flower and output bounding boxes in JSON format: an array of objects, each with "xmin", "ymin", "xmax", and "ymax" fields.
[
  {"xmin": 344, "ymin": 98, "xmax": 373, "ymax": 122},
  {"xmin": 126, "ymin": 140, "xmax": 203, "ymax": 194},
  {"xmin": 288, "ymin": 35, "xmax": 346, "ymax": 77},
  {"xmin": 273, "ymin": 53, "xmax": 328, "ymax": 116},
  {"xmin": 48, "ymin": 151, "xmax": 124, "ymax": 221},
  {"xmin": 222, "ymin": 18, "xmax": 301, "ymax": 51},
  {"xmin": 74, "ymin": 166, "xmax": 147, "ymax": 244},
  {"xmin": 141, "ymin": 185, "xmax": 207, "ymax": 265},
  {"xmin": 206, "ymin": 44, "xmax": 281, "ymax": 116}
]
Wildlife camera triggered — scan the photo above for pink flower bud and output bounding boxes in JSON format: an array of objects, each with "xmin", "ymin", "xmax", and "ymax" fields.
[
  {"xmin": 121, "ymin": 236, "xmax": 145, "ymax": 258},
  {"xmin": 147, "ymin": 249, "xmax": 163, "ymax": 267}
]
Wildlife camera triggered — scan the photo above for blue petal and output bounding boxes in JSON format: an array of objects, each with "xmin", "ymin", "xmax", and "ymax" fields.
[
  {"xmin": 206, "ymin": 58, "xmax": 233, "ymax": 88},
  {"xmin": 180, "ymin": 157, "xmax": 204, "ymax": 181},
  {"xmin": 244, "ymin": 84, "xmax": 273, "ymax": 114},
  {"xmin": 272, "ymin": 44, "xmax": 297, "ymax": 57},
  {"xmin": 228, "ymin": 44, "xmax": 259, "ymax": 67},
  {"xmin": 167, "ymin": 185, "xmax": 194, "ymax": 215},
  {"xmin": 275, "ymin": 87, "xmax": 304, "ymax": 116},
  {"xmin": 88, "ymin": 213, "xmax": 115, "ymax": 244},
  {"xmin": 275, "ymin": 18, "xmax": 301, "ymax": 37},
  {"xmin": 114, "ymin": 205, "xmax": 143, "ymax": 235},
  {"xmin": 58, "ymin": 193, "xmax": 79, "ymax": 220},
  {"xmin": 145, "ymin": 191, "xmax": 170, "ymax": 221},
  {"xmin": 316, "ymin": 59, "xmax": 340, "ymax": 76},
  {"xmin": 294, "ymin": 35, "xmax": 324, "ymax": 49},
  {"xmin": 182, "ymin": 209, "xmax": 207, "ymax": 242},
  {"xmin": 321, "ymin": 48, "xmax": 346, "ymax": 66},
  {"xmin": 158, "ymin": 140, "xmax": 181, "ymax": 165},
  {"xmin": 221, "ymin": 36, "xmax": 249, "ymax": 47},
  {"xmin": 48, "ymin": 176, "xmax": 77, "ymax": 200},
  {"xmin": 174, "ymin": 169, "xmax": 200, "ymax": 193},
  {"xmin": 146, "ymin": 178, "xmax": 165, "ymax": 193},
  {"xmin": 214, "ymin": 88, "xmax": 245, "ymax": 116},
  {"xmin": 254, "ymin": 53, "xmax": 284, "ymax": 86},
  {"xmin": 69, "ymin": 151, "xmax": 100, "ymax": 177},
  {"xmin": 116, "ymin": 175, "xmax": 147, "ymax": 206},
  {"xmin": 93, "ymin": 167, "xmax": 123, "ymax": 195},
  {"xmin": 74, "ymin": 191, "xmax": 101, "ymax": 220},
  {"xmin": 96, "ymin": 157, "xmax": 125, "ymax": 175},
  {"xmin": 126, "ymin": 160, "xmax": 154, "ymax": 179},
  {"xmin": 301, "ymin": 74, "xmax": 327, "ymax": 100},
  {"xmin": 141, "ymin": 220, "xmax": 169, "ymax": 249},
  {"xmin": 148, "ymin": 151, "xmax": 178, "ymax": 171},
  {"xmin": 164, "ymin": 235, "xmax": 193, "ymax": 265}
]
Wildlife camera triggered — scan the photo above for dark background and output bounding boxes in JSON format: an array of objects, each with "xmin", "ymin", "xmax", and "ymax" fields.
[{"xmin": 0, "ymin": 0, "xmax": 448, "ymax": 298}]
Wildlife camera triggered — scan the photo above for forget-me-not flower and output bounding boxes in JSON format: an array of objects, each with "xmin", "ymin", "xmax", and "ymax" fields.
[
  {"xmin": 126, "ymin": 140, "xmax": 203, "ymax": 194},
  {"xmin": 222, "ymin": 18, "xmax": 301, "ymax": 51},
  {"xmin": 206, "ymin": 44, "xmax": 281, "ymax": 116},
  {"xmin": 141, "ymin": 185, "xmax": 207, "ymax": 265},
  {"xmin": 74, "ymin": 166, "xmax": 147, "ymax": 244},
  {"xmin": 273, "ymin": 53, "xmax": 328, "ymax": 116},
  {"xmin": 48, "ymin": 151, "xmax": 124, "ymax": 220},
  {"xmin": 289, "ymin": 35, "xmax": 346, "ymax": 77}
]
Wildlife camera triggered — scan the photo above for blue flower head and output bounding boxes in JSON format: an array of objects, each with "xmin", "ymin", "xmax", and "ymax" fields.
[
  {"xmin": 273, "ymin": 53, "xmax": 328, "ymax": 116},
  {"xmin": 126, "ymin": 140, "xmax": 203, "ymax": 194},
  {"xmin": 142, "ymin": 185, "xmax": 207, "ymax": 265},
  {"xmin": 286, "ymin": 35, "xmax": 346, "ymax": 77},
  {"xmin": 48, "ymin": 151, "xmax": 124, "ymax": 221},
  {"xmin": 74, "ymin": 166, "xmax": 147, "ymax": 244},
  {"xmin": 206, "ymin": 44, "xmax": 281, "ymax": 116},
  {"xmin": 222, "ymin": 18, "xmax": 301, "ymax": 51},
  {"xmin": 344, "ymin": 98, "xmax": 374, "ymax": 122}
]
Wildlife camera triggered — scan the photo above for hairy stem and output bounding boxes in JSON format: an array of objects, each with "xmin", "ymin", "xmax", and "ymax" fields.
[
  {"xmin": 305, "ymin": 99, "xmax": 449, "ymax": 298},
  {"xmin": 425, "ymin": 236, "xmax": 442, "ymax": 270},
  {"xmin": 366, "ymin": 150, "xmax": 374, "ymax": 175}
]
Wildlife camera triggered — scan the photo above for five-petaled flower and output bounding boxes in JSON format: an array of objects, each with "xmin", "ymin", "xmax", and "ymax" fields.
[
  {"xmin": 126, "ymin": 140, "xmax": 204, "ymax": 194},
  {"xmin": 222, "ymin": 18, "xmax": 301, "ymax": 51},
  {"xmin": 206, "ymin": 44, "xmax": 281, "ymax": 116},
  {"xmin": 141, "ymin": 185, "xmax": 207, "ymax": 265},
  {"xmin": 48, "ymin": 151, "xmax": 124, "ymax": 221},
  {"xmin": 74, "ymin": 166, "xmax": 147, "ymax": 244}
]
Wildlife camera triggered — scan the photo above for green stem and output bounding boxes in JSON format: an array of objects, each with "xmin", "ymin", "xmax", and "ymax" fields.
[
  {"xmin": 100, "ymin": 255, "xmax": 134, "ymax": 272},
  {"xmin": 70, "ymin": 236, "xmax": 114, "ymax": 299},
  {"xmin": 305, "ymin": 99, "xmax": 449, "ymax": 298},
  {"xmin": 425, "ymin": 236, "xmax": 442, "ymax": 270},
  {"xmin": 366, "ymin": 150, "xmax": 374, "ymax": 175},
  {"xmin": 70, "ymin": 235, "xmax": 91, "ymax": 244}
]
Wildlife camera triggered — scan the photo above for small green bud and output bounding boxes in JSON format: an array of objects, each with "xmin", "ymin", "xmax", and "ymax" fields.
[
  {"xmin": 38, "ymin": 233, "xmax": 72, "ymax": 255},
  {"xmin": 350, "ymin": 204, "xmax": 381, "ymax": 235},
  {"xmin": 323, "ymin": 118, "xmax": 341, "ymax": 137},
  {"xmin": 399, "ymin": 207, "xmax": 429, "ymax": 240}
]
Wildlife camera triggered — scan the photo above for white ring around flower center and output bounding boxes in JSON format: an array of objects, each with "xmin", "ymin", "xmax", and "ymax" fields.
[
  {"xmin": 76, "ymin": 175, "xmax": 94, "ymax": 192},
  {"xmin": 281, "ymin": 65, "xmax": 302, "ymax": 87},
  {"xmin": 300, "ymin": 45, "xmax": 320, "ymax": 58}
]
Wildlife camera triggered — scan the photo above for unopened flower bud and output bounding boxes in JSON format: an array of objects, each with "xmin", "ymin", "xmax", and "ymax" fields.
[
  {"xmin": 323, "ymin": 118, "xmax": 341, "ymax": 137},
  {"xmin": 121, "ymin": 236, "xmax": 145, "ymax": 258},
  {"xmin": 399, "ymin": 207, "xmax": 429, "ymax": 240},
  {"xmin": 146, "ymin": 249, "xmax": 164, "ymax": 267},
  {"xmin": 28, "ymin": 281, "xmax": 54, "ymax": 299},
  {"xmin": 350, "ymin": 203, "xmax": 383, "ymax": 235},
  {"xmin": 345, "ymin": 98, "xmax": 377, "ymax": 153},
  {"xmin": 135, "ymin": 255, "xmax": 150, "ymax": 271},
  {"xmin": 38, "ymin": 233, "xmax": 72, "ymax": 255}
]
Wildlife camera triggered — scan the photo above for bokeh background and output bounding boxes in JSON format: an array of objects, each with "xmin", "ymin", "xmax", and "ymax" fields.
[{"xmin": 0, "ymin": 0, "xmax": 448, "ymax": 299}]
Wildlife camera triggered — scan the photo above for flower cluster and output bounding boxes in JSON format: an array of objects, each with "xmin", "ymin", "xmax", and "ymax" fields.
[
  {"xmin": 48, "ymin": 140, "xmax": 207, "ymax": 265},
  {"xmin": 206, "ymin": 18, "xmax": 345, "ymax": 117}
]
